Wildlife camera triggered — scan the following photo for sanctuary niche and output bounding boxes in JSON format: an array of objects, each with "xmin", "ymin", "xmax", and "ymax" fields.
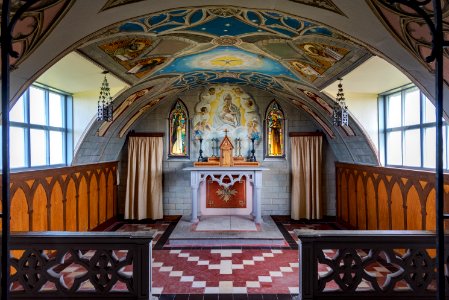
[{"xmin": 118, "ymin": 84, "xmax": 337, "ymax": 219}]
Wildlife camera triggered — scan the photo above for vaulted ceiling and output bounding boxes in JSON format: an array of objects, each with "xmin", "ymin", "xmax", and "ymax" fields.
[
  {"xmin": 4, "ymin": 0, "xmax": 448, "ymax": 164},
  {"xmin": 77, "ymin": 6, "xmax": 370, "ymax": 93}
]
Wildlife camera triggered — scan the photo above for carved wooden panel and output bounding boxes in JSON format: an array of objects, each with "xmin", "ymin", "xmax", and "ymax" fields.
[
  {"xmin": 336, "ymin": 162, "xmax": 448, "ymax": 231},
  {"xmin": 1, "ymin": 162, "xmax": 118, "ymax": 232},
  {"xmin": 297, "ymin": 230, "xmax": 443, "ymax": 299},
  {"xmin": 8, "ymin": 231, "xmax": 152, "ymax": 298}
]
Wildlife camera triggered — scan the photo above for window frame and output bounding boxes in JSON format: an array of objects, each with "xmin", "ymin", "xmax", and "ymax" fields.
[
  {"xmin": 9, "ymin": 84, "xmax": 72, "ymax": 171},
  {"xmin": 380, "ymin": 84, "xmax": 446, "ymax": 170}
]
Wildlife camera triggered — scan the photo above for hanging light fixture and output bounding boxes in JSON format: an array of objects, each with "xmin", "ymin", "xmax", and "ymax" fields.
[
  {"xmin": 332, "ymin": 78, "xmax": 349, "ymax": 126},
  {"xmin": 97, "ymin": 71, "xmax": 113, "ymax": 122}
]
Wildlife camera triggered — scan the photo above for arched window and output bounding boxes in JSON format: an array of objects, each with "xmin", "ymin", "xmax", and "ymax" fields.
[
  {"xmin": 168, "ymin": 100, "xmax": 189, "ymax": 158},
  {"xmin": 265, "ymin": 100, "xmax": 285, "ymax": 158}
]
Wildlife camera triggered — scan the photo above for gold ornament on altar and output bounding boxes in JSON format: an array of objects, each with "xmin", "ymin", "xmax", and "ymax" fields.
[
  {"xmin": 193, "ymin": 129, "xmax": 260, "ymax": 167},
  {"xmin": 216, "ymin": 186, "xmax": 237, "ymax": 203}
]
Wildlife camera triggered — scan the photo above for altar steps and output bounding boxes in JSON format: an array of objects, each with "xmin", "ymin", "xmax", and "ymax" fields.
[{"xmin": 166, "ymin": 215, "xmax": 289, "ymax": 247}]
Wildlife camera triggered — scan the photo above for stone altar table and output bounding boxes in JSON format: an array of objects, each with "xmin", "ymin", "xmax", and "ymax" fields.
[{"xmin": 183, "ymin": 166, "xmax": 269, "ymax": 224}]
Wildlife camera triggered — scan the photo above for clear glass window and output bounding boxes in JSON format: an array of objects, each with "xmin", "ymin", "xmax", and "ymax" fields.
[
  {"xmin": 386, "ymin": 131, "xmax": 402, "ymax": 165},
  {"xmin": 403, "ymin": 89, "xmax": 420, "ymax": 126},
  {"xmin": 8, "ymin": 84, "xmax": 70, "ymax": 169},
  {"xmin": 382, "ymin": 86, "xmax": 447, "ymax": 170},
  {"xmin": 403, "ymin": 129, "xmax": 421, "ymax": 167},
  {"xmin": 387, "ymin": 93, "xmax": 401, "ymax": 128},
  {"xmin": 29, "ymin": 86, "xmax": 46, "ymax": 125}
]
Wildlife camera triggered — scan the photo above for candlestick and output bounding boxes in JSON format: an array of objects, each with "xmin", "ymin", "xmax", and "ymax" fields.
[
  {"xmin": 249, "ymin": 137, "xmax": 256, "ymax": 162},
  {"xmin": 198, "ymin": 137, "xmax": 204, "ymax": 162},
  {"xmin": 236, "ymin": 138, "xmax": 242, "ymax": 157}
]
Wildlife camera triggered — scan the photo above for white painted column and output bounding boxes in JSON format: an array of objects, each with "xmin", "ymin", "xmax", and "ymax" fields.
[
  {"xmin": 254, "ymin": 170, "xmax": 263, "ymax": 224},
  {"xmin": 190, "ymin": 171, "xmax": 199, "ymax": 223}
]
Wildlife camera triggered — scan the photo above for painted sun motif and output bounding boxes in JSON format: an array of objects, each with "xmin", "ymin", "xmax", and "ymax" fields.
[
  {"xmin": 194, "ymin": 51, "xmax": 263, "ymax": 69},
  {"xmin": 210, "ymin": 55, "xmax": 244, "ymax": 67}
]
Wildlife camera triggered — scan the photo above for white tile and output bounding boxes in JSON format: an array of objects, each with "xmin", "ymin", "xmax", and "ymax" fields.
[
  {"xmin": 280, "ymin": 267, "xmax": 293, "ymax": 272},
  {"xmin": 211, "ymin": 249, "xmax": 242, "ymax": 257},
  {"xmin": 204, "ymin": 287, "xmax": 220, "ymax": 293},
  {"xmin": 169, "ymin": 271, "xmax": 183, "ymax": 277},
  {"xmin": 253, "ymin": 256, "xmax": 265, "ymax": 261},
  {"xmin": 159, "ymin": 267, "xmax": 173, "ymax": 272},
  {"xmin": 232, "ymin": 287, "xmax": 248, "ymax": 293},
  {"xmin": 288, "ymin": 287, "xmax": 299, "ymax": 293},
  {"xmin": 187, "ymin": 256, "xmax": 200, "ymax": 261},
  {"xmin": 262, "ymin": 252, "xmax": 274, "ymax": 257},
  {"xmin": 289, "ymin": 262, "xmax": 299, "ymax": 268},
  {"xmin": 192, "ymin": 281, "xmax": 206, "ymax": 288},
  {"xmin": 179, "ymin": 253, "xmax": 190, "ymax": 257},
  {"xmin": 180, "ymin": 276, "xmax": 194, "ymax": 282},
  {"xmin": 198, "ymin": 260, "xmax": 209, "ymax": 265},
  {"xmin": 219, "ymin": 281, "xmax": 233, "ymax": 288},
  {"xmin": 153, "ymin": 262, "xmax": 163, "ymax": 268},
  {"xmin": 246, "ymin": 281, "xmax": 261, "ymax": 288},
  {"xmin": 243, "ymin": 260, "xmax": 255, "ymax": 265},
  {"xmin": 258, "ymin": 276, "xmax": 272, "ymax": 282},
  {"xmin": 269, "ymin": 271, "xmax": 283, "ymax": 277},
  {"xmin": 169, "ymin": 250, "xmax": 181, "ymax": 254},
  {"xmin": 272, "ymin": 249, "xmax": 283, "ymax": 254}
]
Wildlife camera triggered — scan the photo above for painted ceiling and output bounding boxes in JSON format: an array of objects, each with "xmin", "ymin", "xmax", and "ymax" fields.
[{"xmin": 79, "ymin": 6, "xmax": 371, "ymax": 93}]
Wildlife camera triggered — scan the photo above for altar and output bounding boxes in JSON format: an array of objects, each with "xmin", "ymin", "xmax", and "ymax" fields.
[{"xmin": 183, "ymin": 166, "xmax": 269, "ymax": 224}]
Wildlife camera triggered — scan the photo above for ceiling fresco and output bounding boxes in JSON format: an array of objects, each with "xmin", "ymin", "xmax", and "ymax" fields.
[
  {"xmin": 155, "ymin": 46, "xmax": 299, "ymax": 80},
  {"xmin": 80, "ymin": 6, "xmax": 370, "ymax": 90},
  {"xmin": 75, "ymin": 5, "xmax": 373, "ymax": 142},
  {"xmin": 369, "ymin": 0, "xmax": 449, "ymax": 85},
  {"xmin": 3, "ymin": 0, "xmax": 73, "ymax": 68}
]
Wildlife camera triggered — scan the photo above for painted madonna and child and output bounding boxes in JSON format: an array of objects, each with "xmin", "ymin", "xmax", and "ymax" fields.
[{"xmin": 192, "ymin": 85, "xmax": 262, "ymax": 159}]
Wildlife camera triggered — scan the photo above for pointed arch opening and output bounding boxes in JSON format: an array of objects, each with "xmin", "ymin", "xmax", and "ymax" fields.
[
  {"xmin": 168, "ymin": 99, "xmax": 189, "ymax": 158},
  {"xmin": 264, "ymin": 100, "xmax": 285, "ymax": 158}
]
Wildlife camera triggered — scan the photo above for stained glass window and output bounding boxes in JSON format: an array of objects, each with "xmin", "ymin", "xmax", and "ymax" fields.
[
  {"xmin": 265, "ymin": 100, "xmax": 285, "ymax": 158},
  {"xmin": 169, "ymin": 100, "xmax": 189, "ymax": 157}
]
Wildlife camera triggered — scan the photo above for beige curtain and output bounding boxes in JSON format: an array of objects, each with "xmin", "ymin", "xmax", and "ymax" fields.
[
  {"xmin": 291, "ymin": 135, "xmax": 323, "ymax": 220},
  {"xmin": 125, "ymin": 136, "xmax": 163, "ymax": 220}
]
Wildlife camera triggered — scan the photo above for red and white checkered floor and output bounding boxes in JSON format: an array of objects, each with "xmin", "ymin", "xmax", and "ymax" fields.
[
  {"xmin": 112, "ymin": 217, "xmax": 338, "ymax": 295},
  {"xmin": 152, "ymin": 248, "xmax": 298, "ymax": 294}
]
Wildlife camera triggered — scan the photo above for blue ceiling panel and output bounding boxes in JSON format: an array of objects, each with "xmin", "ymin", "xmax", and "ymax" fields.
[{"xmin": 185, "ymin": 16, "xmax": 269, "ymax": 36}]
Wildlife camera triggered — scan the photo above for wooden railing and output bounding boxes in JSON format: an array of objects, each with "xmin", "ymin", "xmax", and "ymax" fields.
[
  {"xmin": 0, "ymin": 162, "xmax": 118, "ymax": 232},
  {"xmin": 297, "ymin": 229, "xmax": 441, "ymax": 300},
  {"xmin": 8, "ymin": 231, "xmax": 153, "ymax": 299},
  {"xmin": 335, "ymin": 162, "xmax": 448, "ymax": 231}
]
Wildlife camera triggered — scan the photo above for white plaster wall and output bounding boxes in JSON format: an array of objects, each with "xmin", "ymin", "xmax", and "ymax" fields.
[
  {"xmin": 345, "ymin": 92, "xmax": 379, "ymax": 153},
  {"xmin": 72, "ymin": 87, "xmax": 124, "ymax": 153}
]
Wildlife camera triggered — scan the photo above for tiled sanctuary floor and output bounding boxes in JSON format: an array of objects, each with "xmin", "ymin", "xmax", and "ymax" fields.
[{"xmin": 109, "ymin": 215, "xmax": 341, "ymax": 296}]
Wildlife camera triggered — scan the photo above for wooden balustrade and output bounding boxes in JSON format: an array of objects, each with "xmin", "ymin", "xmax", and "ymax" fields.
[
  {"xmin": 7, "ymin": 231, "xmax": 153, "ymax": 299},
  {"xmin": 336, "ymin": 162, "xmax": 449, "ymax": 231},
  {"xmin": 0, "ymin": 162, "xmax": 118, "ymax": 232},
  {"xmin": 296, "ymin": 229, "xmax": 442, "ymax": 300}
]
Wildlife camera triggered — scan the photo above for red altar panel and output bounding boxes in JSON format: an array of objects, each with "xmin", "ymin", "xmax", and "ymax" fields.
[{"xmin": 206, "ymin": 176, "xmax": 246, "ymax": 208}]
